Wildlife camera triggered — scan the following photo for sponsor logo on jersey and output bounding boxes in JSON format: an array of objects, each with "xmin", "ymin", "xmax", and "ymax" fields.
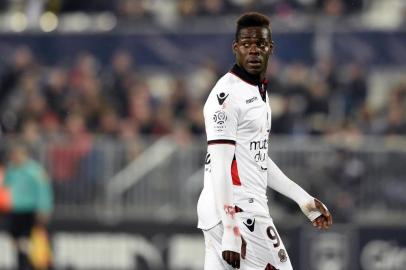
[
  {"xmin": 217, "ymin": 92, "xmax": 229, "ymax": 105},
  {"xmin": 249, "ymin": 139, "xmax": 268, "ymax": 151},
  {"xmin": 278, "ymin": 249, "xmax": 287, "ymax": 262},
  {"xmin": 246, "ymin": 96, "xmax": 258, "ymax": 104},
  {"xmin": 243, "ymin": 218, "xmax": 255, "ymax": 232},
  {"xmin": 249, "ymin": 139, "xmax": 268, "ymax": 163}
]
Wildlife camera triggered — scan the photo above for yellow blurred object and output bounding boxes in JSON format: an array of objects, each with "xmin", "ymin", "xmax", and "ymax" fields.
[{"xmin": 29, "ymin": 226, "xmax": 52, "ymax": 270}]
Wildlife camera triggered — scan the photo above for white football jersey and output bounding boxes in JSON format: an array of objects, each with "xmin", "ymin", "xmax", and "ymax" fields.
[{"xmin": 197, "ymin": 65, "xmax": 272, "ymax": 230}]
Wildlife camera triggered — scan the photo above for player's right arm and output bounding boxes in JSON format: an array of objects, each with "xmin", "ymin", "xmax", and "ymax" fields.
[
  {"xmin": 209, "ymin": 143, "xmax": 244, "ymax": 268},
  {"xmin": 204, "ymin": 82, "xmax": 245, "ymax": 268}
]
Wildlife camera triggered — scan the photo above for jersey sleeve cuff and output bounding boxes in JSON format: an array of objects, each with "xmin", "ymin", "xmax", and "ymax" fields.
[{"xmin": 208, "ymin": 139, "xmax": 236, "ymax": 145}]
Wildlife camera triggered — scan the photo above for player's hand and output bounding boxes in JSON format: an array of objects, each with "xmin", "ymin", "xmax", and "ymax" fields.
[
  {"xmin": 300, "ymin": 198, "xmax": 332, "ymax": 229},
  {"xmin": 222, "ymin": 236, "xmax": 246, "ymax": 269},
  {"xmin": 311, "ymin": 198, "xmax": 332, "ymax": 229}
]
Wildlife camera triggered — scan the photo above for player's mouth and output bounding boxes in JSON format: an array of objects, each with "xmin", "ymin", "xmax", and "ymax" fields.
[{"xmin": 247, "ymin": 59, "xmax": 262, "ymax": 68}]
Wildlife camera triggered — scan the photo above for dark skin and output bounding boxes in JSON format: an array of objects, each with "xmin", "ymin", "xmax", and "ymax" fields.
[
  {"xmin": 222, "ymin": 26, "xmax": 333, "ymax": 269},
  {"xmin": 233, "ymin": 26, "xmax": 274, "ymax": 81},
  {"xmin": 311, "ymin": 198, "xmax": 333, "ymax": 229}
]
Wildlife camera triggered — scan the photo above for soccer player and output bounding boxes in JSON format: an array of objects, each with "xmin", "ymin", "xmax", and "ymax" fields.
[{"xmin": 197, "ymin": 12, "xmax": 332, "ymax": 270}]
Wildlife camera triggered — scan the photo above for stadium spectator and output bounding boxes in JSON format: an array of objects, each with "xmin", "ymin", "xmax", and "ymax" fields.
[
  {"xmin": 48, "ymin": 113, "xmax": 93, "ymax": 203},
  {"xmin": 0, "ymin": 143, "xmax": 53, "ymax": 270}
]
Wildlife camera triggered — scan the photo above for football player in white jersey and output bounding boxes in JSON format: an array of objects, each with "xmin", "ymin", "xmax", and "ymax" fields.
[{"xmin": 197, "ymin": 12, "xmax": 332, "ymax": 270}]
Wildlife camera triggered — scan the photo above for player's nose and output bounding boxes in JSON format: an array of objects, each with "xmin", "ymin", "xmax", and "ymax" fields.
[{"xmin": 248, "ymin": 44, "xmax": 260, "ymax": 54}]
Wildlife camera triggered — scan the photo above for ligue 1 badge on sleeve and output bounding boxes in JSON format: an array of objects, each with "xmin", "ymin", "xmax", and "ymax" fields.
[
  {"xmin": 213, "ymin": 110, "xmax": 228, "ymax": 132},
  {"xmin": 213, "ymin": 110, "xmax": 227, "ymax": 125}
]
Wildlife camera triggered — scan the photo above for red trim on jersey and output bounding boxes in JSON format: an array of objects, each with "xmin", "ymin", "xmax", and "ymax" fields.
[
  {"xmin": 265, "ymin": 263, "xmax": 279, "ymax": 270},
  {"xmin": 234, "ymin": 206, "xmax": 244, "ymax": 213},
  {"xmin": 231, "ymin": 158, "xmax": 241, "ymax": 186},
  {"xmin": 208, "ymin": 139, "xmax": 236, "ymax": 145}
]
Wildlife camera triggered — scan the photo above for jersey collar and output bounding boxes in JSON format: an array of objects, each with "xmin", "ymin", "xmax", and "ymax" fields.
[{"xmin": 230, "ymin": 64, "xmax": 267, "ymax": 86}]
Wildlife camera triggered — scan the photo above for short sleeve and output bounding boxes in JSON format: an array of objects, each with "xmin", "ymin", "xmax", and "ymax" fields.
[{"xmin": 204, "ymin": 87, "xmax": 239, "ymax": 143}]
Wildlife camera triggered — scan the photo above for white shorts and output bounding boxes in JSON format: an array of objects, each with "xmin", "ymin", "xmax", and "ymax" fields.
[{"xmin": 202, "ymin": 213, "xmax": 293, "ymax": 270}]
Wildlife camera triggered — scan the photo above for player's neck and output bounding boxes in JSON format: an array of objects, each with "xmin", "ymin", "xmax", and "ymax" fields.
[{"xmin": 231, "ymin": 64, "xmax": 266, "ymax": 86}]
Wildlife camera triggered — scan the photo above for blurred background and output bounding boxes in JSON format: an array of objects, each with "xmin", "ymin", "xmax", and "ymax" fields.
[{"xmin": 0, "ymin": 0, "xmax": 405, "ymax": 269}]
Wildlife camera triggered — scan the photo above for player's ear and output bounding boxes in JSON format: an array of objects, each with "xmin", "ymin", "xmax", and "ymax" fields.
[{"xmin": 232, "ymin": 41, "xmax": 238, "ymax": 55}]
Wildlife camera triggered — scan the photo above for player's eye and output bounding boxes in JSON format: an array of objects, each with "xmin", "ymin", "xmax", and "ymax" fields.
[
  {"xmin": 242, "ymin": 42, "xmax": 250, "ymax": 48},
  {"xmin": 258, "ymin": 41, "xmax": 267, "ymax": 48}
]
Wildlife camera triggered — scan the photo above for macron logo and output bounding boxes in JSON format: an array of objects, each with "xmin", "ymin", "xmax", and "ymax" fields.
[
  {"xmin": 243, "ymin": 218, "xmax": 255, "ymax": 232},
  {"xmin": 246, "ymin": 97, "xmax": 258, "ymax": 104},
  {"xmin": 217, "ymin": 92, "xmax": 229, "ymax": 105}
]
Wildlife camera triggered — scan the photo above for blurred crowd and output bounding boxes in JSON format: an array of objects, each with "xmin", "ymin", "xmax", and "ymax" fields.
[
  {"xmin": 0, "ymin": 46, "xmax": 405, "ymax": 144},
  {"xmin": 0, "ymin": 0, "xmax": 366, "ymax": 19},
  {"xmin": 100, "ymin": 0, "xmax": 365, "ymax": 18},
  {"xmin": 0, "ymin": 45, "xmax": 405, "ymax": 222}
]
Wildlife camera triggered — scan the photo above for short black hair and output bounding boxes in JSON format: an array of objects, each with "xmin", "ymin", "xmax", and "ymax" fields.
[{"xmin": 235, "ymin": 12, "xmax": 271, "ymax": 41}]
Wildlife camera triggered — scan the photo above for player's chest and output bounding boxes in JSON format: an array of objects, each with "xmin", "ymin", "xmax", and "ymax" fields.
[{"xmin": 238, "ymin": 91, "xmax": 271, "ymax": 132}]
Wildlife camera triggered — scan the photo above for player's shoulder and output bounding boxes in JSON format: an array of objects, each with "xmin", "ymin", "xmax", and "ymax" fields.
[
  {"xmin": 211, "ymin": 72, "xmax": 241, "ymax": 94},
  {"xmin": 205, "ymin": 72, "xmax": 242, "ymax": 107}
]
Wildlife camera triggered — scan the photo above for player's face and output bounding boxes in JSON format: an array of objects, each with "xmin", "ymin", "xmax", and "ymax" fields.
[{"xmin": 233, "ymin": 27, "xmax": 274, "ymax": 76}]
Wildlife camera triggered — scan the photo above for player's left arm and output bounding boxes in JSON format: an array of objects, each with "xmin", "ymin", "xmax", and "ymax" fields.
[{"xmin": 266, "ymin": 156, "xmax": 332, "ymax": 229}]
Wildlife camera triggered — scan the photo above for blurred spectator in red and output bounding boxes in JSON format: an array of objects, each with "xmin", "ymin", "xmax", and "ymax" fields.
[{"xmin": 48, "ymin": 113, "xmax": 92, "ymax": 184}]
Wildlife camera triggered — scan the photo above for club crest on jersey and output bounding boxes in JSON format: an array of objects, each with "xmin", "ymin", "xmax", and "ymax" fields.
[
  {"xmin": 278, "ymin": 249, "xmax": 287, "ymax": 262},
  {"xmin": 217, "ymin": 92, "xmax": 229, "ymax": 105}
]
